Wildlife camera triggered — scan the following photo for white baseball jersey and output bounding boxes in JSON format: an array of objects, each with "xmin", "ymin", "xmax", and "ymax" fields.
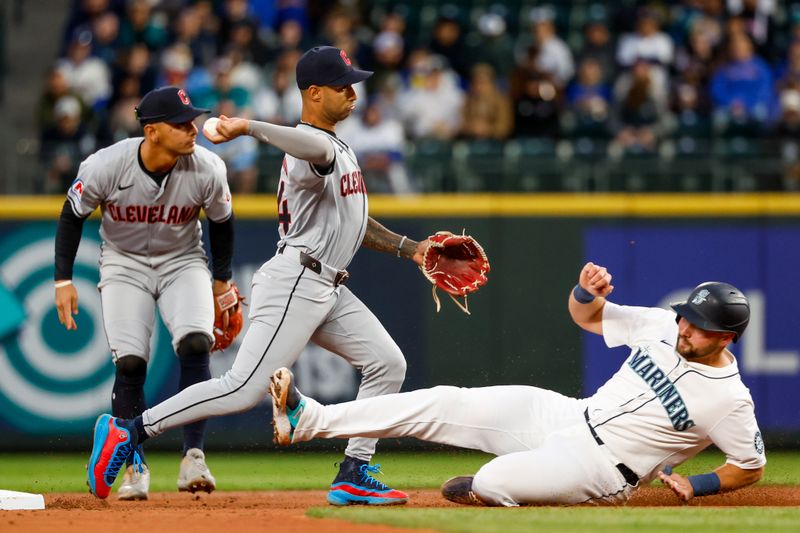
[
  {"xmin": 276, "ymin": 123, "xmax": 368, "ymax": 270},
  {"xmin": 587, "ymin": 303, "xmax": 766, "ymax": 482},
  {"xmin": 67, "ymin": 138, "xmax": 232, "ymax": 264}
]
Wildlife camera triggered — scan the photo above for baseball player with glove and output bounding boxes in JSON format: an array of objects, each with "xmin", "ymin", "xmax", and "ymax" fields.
[
  {"xmin": 84, "ymin": 46, "xmax": 489, "ymax": 504},
  {"xmin": 55, "ymin": 87, "xmax": 243, "ymax": 500},
  {"xmin": 267, "ymin": 261, "xmax": 765, "ymax": 506}
]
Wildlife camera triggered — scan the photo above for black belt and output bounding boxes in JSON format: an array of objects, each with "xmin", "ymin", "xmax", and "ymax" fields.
[
  {"xmin": 584, "ymin": 408, "xmax": 639, "ymax": 487},
  {"xmin": 278, "ymin": 245, "xmax": 349, "ymax": 287}
]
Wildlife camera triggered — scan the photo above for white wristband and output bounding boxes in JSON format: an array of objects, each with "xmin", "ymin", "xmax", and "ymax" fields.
[
  {"xmin": 54, "ymin": 280, "xmax": 73, "ymax": 288},
  {"xmin": 397, "ymin": 235, "xmax": 408, "ymax": 258}
]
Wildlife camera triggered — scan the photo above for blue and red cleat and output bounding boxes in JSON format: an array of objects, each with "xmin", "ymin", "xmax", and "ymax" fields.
[
  {"xmin": 328, "ymin": 457, "xmax": 408, "ymax": 506},
  {"xmin": 87, "ymin": 414, "xmax": 139, "ymax": 499}
]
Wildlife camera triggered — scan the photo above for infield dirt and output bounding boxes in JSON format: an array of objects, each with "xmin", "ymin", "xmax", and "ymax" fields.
[{"xmin": 2, "ymin": 486, "xmax": 798, "ymax": 533}]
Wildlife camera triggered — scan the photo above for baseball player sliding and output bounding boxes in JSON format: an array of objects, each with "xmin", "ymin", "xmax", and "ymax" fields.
[
  {"xmin": 84, "ymin": 46, "xmax": 488, "ymax": 505},
  {"xmin": 268, "ymin": 262, "xmax": 765, "ymax": 506},
  {"xmin": 55, "ymin": 87, "xmax": 239, "ymax": 500}
]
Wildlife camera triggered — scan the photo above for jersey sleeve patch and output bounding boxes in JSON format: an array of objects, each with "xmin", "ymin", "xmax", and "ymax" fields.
[
  {"xmin": 754, "ymin": 431, "xmax": 765, "ymax": 454},
  {"xmin": 68, "ymin": 177, "xmax": 84, "ymax": 202}
]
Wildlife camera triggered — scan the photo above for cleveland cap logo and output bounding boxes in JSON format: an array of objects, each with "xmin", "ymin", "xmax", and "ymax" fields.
[
  {"xmin": 340, "ymin": 50, "xmax": 352, "ymax": 66},
  {"xmin": 691, "ymin": 289, "xmax": 710, "ymax": 305},
  {"xmin": 178, "ymin": 89, "xmax": 191, "ymax": 105}
]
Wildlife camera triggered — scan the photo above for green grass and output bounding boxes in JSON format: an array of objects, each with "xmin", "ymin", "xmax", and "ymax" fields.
[
  {"xmin": 0, "ymin": 449, "xmax": 797, "ymax": 493},
  {"xmin": 309, "ymin": 507, "xmax": 800, "ymax": 533},
  {"xmin": 1, "ymin": 450, "xmax": 797, "ymax": 533}
]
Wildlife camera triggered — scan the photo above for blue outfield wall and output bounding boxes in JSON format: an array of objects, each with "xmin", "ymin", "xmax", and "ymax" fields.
[{"xmin": 0, "ymin": 201, "xmax": 798, "ymax": 450}]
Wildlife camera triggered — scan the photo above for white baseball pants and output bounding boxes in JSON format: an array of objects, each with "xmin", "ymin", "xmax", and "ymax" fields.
[{"xmin": 292, "ymin": 385, "xmax": 636, "ymax": 505}]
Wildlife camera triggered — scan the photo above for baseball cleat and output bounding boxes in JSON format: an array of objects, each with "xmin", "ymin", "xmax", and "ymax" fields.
[
  {"xmin": 87, "ymin": 414, "xmax": 139, "ymax": 499},
  {"xmin": 441, "ymin": 475, "xmax": 486, "ymax": 506},
  {"xmin": 177, "ymin": 448, "xmax": 216, "ymax": 493},
  {"xmin": 269, "ymin": 367, "xmax": 304, "ymax": 445},
  {"xmin": 328, "ymin": 457, "xmax": 408, "ymax": 506},
  {"xmin": 118, "ymin": 463, "xmax": 150, "ymax": 500}
]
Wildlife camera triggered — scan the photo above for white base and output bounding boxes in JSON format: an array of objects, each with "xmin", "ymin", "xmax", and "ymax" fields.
[{"xmin": 0, "ymin": 490, "xmax": 45, "ymax": 510}]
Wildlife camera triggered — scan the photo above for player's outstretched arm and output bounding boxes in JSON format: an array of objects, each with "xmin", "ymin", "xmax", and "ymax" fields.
[
  {"xmin": 658, "ymin": 463, "xmax": 764, "ymax": 502},
  {"xmin": 361, "ymin": 217, "xmax": 426, "ymax": 265},
  {"xmin": 204, "ymin": 116, "xmax": 334, "ymax": 167},
  {"xmin": 568, "ymin": 261, "xmax": 614, "ymax": 335}
]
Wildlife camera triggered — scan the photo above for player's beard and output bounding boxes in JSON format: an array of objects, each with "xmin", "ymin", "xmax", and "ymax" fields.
[{"xmin": 675, "ymin": 334, "xmax": 719, "ymax": 360}]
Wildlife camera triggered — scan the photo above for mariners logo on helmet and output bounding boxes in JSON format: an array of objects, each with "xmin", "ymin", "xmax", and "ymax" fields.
[{"xmin": 691, "ymin": 289, "xmax": 710, "ymax": 305}]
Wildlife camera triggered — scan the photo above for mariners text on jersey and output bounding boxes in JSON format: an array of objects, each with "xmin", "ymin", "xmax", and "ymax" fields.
[{"xmin": 628, "ymin": 347, "xmax": 696, "ymax": 431}]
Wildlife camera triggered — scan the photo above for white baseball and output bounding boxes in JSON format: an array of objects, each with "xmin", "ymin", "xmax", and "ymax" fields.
[{"xmin": 203, "ymin": 117, "xmax": 220, "ymax": 137}]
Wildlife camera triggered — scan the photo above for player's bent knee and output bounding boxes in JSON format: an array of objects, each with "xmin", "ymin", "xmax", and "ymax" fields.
[
  {"xmin": 115, "ymin": 355, "xmax": 147, "ymax": 379},
  {"xmin": 472, "ymin": 470, "xmax": 516, "ymax": 507},
  {"xmin": 177, "ymin": 332, "xmax": 212, "ymax": 358}
]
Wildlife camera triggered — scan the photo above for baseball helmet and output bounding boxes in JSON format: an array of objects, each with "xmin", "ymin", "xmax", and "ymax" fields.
[{"xmin": 670, "ymin": 282, "xmax": 750, "ymax": 342}]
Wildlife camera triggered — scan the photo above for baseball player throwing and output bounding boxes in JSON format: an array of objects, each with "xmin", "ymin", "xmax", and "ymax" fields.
[
  {"xmin": 55, "ymin": 87, "xmax": 237, "ymax": 500},
  {"xmin": 85, "ymin": 46, "xmax": 462, "ymax": 505},
  {"xmin": 268, "ymin": 261, "xmax": 765, "ymax": 506}
]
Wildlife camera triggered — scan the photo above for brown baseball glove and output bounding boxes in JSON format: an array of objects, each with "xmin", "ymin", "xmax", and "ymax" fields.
[
  {"xmin": 212, "ymin": 282, "xmax": 245, "ymax": 352},
  {"xmin": 421, "ymin": 231, "xmax": 490, "ymax": 314}
]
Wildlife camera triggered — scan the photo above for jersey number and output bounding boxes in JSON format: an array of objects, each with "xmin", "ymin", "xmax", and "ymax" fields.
[{"xmin": 277, "ymin": 180, "xmax": 291, "ymax": 232}]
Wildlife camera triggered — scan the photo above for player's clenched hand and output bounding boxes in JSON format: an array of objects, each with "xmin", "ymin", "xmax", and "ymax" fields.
[
  {"xmin": 55, "ymin": 283, "xmax": 79, "ymax": 330},
  {"xmin": 203, "ymin": 115, "xmax": 250, "ymax": 143},
  {"xmin": 658, "ymin": 470, "xmax": 694, "ymax": 501},
  {"xmin": 578, "ymin": 262, "xmax": 614, "ymax": 298}
]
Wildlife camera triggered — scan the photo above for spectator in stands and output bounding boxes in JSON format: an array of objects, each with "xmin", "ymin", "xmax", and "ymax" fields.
[
  {"xmin": 338, "ymin": 101, "xmax": 414, "ymax": 194},
  {"xmin": 217, "ymin": 0, "xmax": 259, "ymax": 52},
  {"xmin": 265, "ymin": 18, "xmax": 307, "ymax": 62},
  {"xmin": 710, "ymin": 31, "xmax": 775, "ymax": 128},
  {"xmin": 428, "ymin": 11, "xmax": 470, "ymax": 81},
  {"xmin": 319, "ymin": 7, "xmax": 370, "ymax": 68},
  {"xmin": 62, "ymin": 0, "xmax": 112, "ymax": 54},
  {"xmin": 227, "ymin": 19, "xmax": 270, "ymax": 66},
  {"xmin": 566, "ymin": 58, "xmax": 612, "ymax": 137},
  {"xmin": 509, "ymin": 45, "xmax": 562, "ymax": 138},
  {"xmin": 197, "ymin": 98, "xmax": 259, "ymax": 193},
  {"xmin": 523, "ymin": 6, "xmax": 574, "ymax": 89},
  {"xmin": 37, "ymin": 66, "xmax": 92, "ymax": 134},
  {"xmin": 112, "ymin": 43, "xmax": 157, "ymax": 103},
  {"xmin": 40, "ymin": 95, "xmax": 96, "ymax": 192},
  {"xmin": 400, "ymin": 54, "xmax": 465, "ymax": 140},
  {"xmin": 469, "ymin": 12, "xmax": 515, "ymax": 81},
  {"xmin": 106, "ymin": 76, "xmax": 143, "ymax": 142},
  {"xmin": 252, "ymin": 49, "xmax": 303, "ymax": 125},
  {"xmin": 171, "ymin": 4, "xmax": 218, "ymax": 67},
  {"xmin": 616, "ymin": 8, "xmax": 673, "ymax": 89},
  {"xmin": 461, "ymin": 63, "xmax": 513, "ymax": 140},
  {"xmin": 369, "ymin": 30, "xmax": 405, "ymax": 93},
  {"xmin": 674, "ymin": 15, "xmax": 723, "ymax": 89},
  {"xmin": 611, "ymin": 59, "xmax": 671, "ymax": 152},
  {"xmin": 192, "ymin": 57, "xmax": 252, "ymax": 115},
  {"xmin": 56, "ymin": 29, "xmax": 113, "ymax": 112},
  {"xmin": 726, "ymin": 0, "xmax": 776, "ymax": 48},
  {"xmin": 577, "ymin": 16, "xmax": 616, "ymax": 83},
  {"xmin": 118, "ymin": 0, "xmax": 169, "ymax": 51},
  {"xmin": 89, "ymin": 10, "xmax": 121, "ymax": 65}
]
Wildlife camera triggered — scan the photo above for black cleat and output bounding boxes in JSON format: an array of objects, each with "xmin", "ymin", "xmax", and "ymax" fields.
[{"xmin": 441, "ymin": 476, "xmax": 486, "ymax": 506}]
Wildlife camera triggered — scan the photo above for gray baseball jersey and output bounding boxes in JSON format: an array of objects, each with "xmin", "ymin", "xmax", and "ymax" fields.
[
  {"xmin": 277, "ymin": 124, "xmax": 368, "ymax": 270},
  {"xmin": 141, "ymin": 123, "xmax": 406, "ymax": 463},
  {"xmin": 67, "ymin": 137, "xmax": 232, "ymax": 357},
  {"xmin": 68, "ymin": 138, "xmax": 232, "ymax": 264}
]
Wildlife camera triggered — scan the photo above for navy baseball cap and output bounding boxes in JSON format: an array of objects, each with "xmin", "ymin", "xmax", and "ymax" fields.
[
  {"xmin": 296, "ymin": 46, "xmax": 373, "ymax": 90},
  {"xmin": 135, "ymin": 86, "xmax": 210, "ymax": 125}
]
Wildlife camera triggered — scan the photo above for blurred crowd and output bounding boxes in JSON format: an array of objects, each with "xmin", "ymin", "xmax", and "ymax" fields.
[{"xmin": 37, "ymin": 0, "xmax": 800, "ymax": 193}]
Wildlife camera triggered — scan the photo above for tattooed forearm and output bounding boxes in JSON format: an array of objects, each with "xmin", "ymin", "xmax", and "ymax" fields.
[{"xmin": 362, "ymin": 217, "xmax": 419, "ymax": 259}]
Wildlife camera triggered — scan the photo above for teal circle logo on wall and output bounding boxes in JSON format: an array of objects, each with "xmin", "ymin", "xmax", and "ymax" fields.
[{"xmin": 0, "ymin": 224, "xmax": 174, "ymax": 434}]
